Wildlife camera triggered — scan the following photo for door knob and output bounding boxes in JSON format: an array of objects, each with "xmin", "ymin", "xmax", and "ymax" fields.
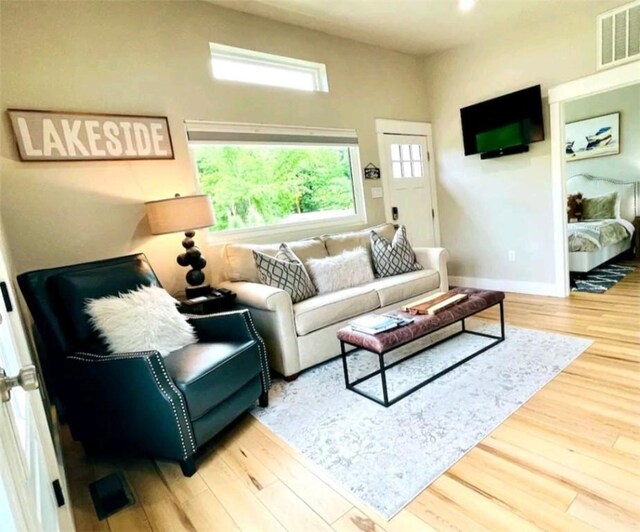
[
  {"xmin": 0, "ymin": 365, "xmax": 39, "ymax": 403},
  {"xmin": 392, "ymin": 206, "xmax": 399, "ymax": 221}
]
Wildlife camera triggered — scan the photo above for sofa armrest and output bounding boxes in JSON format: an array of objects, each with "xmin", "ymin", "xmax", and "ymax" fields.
[
  {"xmin": 218, "ymin": 281, "xmax": 300, "ymax": 377},
  {"xmin": 414, "ymin": 247, "xmax": 449, "ymax": 292},
  {"xmin": 64, "ymin": 351, "xmax": 196, "ymax": 461},
  {"xmin": 218, "ymin": 281, "xmax": 293, "ymax": 313}
]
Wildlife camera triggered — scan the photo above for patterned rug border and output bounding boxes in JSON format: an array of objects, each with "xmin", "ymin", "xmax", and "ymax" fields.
[{"xmin": 252, "ymin": 320, "xmax": 593, "ymax": 520}]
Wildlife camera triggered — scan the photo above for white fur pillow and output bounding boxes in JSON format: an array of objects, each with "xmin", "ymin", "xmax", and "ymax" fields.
[
  {"xmin": 306, "ymin": 247, "xmax": 375, "ymax": 294},
  {"xmin": 85, "ymin": 285, "xmax": 197, "ymax": 356}
]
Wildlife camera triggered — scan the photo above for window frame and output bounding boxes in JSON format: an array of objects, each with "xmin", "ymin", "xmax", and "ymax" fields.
[
  {"xmin": 209, "ymin": 43, "xmax": 329, "ymax": 93},
  {"xmin": 186, "ymin": 121, "xmax": 367, "ymax": 243}
]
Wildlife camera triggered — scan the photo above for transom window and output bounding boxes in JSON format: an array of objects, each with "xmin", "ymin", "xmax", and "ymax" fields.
[
  {"xmin": 391, "ymin": 143, "xmax": 423, "ymax": 178},
  {"xmin": 186, "ymin": 122, "xmax": 365, "ymax": 238},
  {"xmin": 210, "ymin": 43, "xmax": 329, "ymax": 93}
]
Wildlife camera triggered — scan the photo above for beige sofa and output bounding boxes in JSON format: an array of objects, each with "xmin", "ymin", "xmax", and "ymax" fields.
[{"xmin": 218, "ymin": 223, "xmax": 449, "ymax": 379}]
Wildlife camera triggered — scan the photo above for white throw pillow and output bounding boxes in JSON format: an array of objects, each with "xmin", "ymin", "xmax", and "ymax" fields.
[
  {"xmin": 306, "ymin": 247, "xmax": 375, "ymax": 294},
  {"xmin": 85, "ymin": 285, "xmax": 197, "ymax": 356}
]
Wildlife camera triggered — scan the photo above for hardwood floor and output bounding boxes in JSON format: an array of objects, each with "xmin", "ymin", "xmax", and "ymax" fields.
[{"xmin": 63, "ymin": 261, "xmax": 640, "ymax": 531}]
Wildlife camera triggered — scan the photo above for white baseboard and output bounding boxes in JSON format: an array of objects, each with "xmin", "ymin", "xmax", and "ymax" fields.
[{"xmin": 449, "ymin": 276, "xmax": 562, "ymax": 297}]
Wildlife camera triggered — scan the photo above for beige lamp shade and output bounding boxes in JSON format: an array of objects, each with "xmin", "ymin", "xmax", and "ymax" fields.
[{"xmin": 145, "ymin": 194, "xmax": 215, "ymax": 235}]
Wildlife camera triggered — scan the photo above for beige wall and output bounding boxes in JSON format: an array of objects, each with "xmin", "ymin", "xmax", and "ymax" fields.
[
  {"xmin": 565, "ymin": 83, "xmax": 640, "ymax": 183},
  {"xmin": 0, "ymin": 1, "xmax": 427, "ymax": 292},
  {"xmin": 422, "ymin": 1, "xmax": 621, "ymax": 287}
]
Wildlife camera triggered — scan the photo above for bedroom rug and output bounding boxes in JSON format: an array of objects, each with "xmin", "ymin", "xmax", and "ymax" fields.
[
  {"xmin": 571, "ymin": 263, "xmax": 636, "ymax": 293},
  {"xmin": 251, "ymin": 320, "xmax": 592, "ymax": 520}
]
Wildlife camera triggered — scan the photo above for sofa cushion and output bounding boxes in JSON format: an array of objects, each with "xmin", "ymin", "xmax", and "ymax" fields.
[
  {"xmin": 367, "ymin": 269, "xmax": 440, "ymax": 307},
  {"xmin": 163, "ymin": 341, "xmax": 260, "ymax": 420},
  {"xmin": 323, "ymin": 223, "xmax": 396, "ymax": 257},
  {"xmin": 224, "ymin": 237, "xmax": 327, "ymax": 283},
  {"xmin": 293, "ymin": 286, "xmax": 380, "ymax": 336}
]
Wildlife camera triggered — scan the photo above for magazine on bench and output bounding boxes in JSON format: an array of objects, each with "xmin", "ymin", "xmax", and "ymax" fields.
[{"xmin": 349, "ymin": 313, "xmax": 414, "ymax": 335}]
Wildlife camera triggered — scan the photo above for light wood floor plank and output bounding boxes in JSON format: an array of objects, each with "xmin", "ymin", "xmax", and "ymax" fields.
[
  {"xmin": 568, "ymin": 493, "xmax": 640, "ymax": 531},
  {"xmin": 257, "ymin": 481, "xmax": 333, "ymax": 531}
]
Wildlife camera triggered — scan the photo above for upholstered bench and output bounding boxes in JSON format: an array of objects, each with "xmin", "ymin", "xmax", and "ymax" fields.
[{"xmin": 337, "ymin": 287, "xmax": 505, "ymax": 406}]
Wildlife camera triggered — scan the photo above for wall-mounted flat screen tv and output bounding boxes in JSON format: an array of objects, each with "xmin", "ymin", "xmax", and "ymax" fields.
[{"xmin": 460, "ymin": 85, "xmax": 544, "ymax": 159}]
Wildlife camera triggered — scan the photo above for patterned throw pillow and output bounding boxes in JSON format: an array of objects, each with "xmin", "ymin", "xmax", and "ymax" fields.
[
  {"xmin": 253, "ymin": 244, "xmax": 317, "ymax": 303},
  {"xmin": 370, "ymin": 225, "xmax": 423, "ymax": 278}
]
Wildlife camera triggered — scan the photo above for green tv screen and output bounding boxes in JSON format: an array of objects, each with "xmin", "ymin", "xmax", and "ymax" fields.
[{"xmin": 476, "ymin": 122, "xmax": 525, "ymax": 153}]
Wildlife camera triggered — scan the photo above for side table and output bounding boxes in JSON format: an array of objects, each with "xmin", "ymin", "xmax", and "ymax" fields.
[{"xmin": 179, "ymin": 289, "xmax": 237, "ymax": 315}]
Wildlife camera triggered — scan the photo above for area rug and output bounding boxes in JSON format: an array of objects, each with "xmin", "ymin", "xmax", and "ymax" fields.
[
  {"xmin": 571, "ymin": 263, "xmax": 635, "ymax": 293},
  {"xmin": 251, "ymin": 320, "xmax": 592, "ymax": 519}
]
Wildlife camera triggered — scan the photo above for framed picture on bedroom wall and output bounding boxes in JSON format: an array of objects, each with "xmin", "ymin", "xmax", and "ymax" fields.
[{"xmin": 565, "ymin": 112, "xmax": 620, "ymax": 162}]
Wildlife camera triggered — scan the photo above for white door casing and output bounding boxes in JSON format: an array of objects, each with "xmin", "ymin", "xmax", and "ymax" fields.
[
  {"xmin": 376, "ymin": 119, "xmax": 440, "ymax": 248},
  {"xmin": 0, "ymin": 227, "xmax": 74, "ymax": 532},
  {"xmin": 548, "ymin": 61, "xmax": 640, "ymax": 297}
]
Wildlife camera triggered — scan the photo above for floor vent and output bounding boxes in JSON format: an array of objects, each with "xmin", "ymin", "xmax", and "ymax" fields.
[{"xmin": 598, "ymin": 0, "xmax": 640, "ymax": 69}]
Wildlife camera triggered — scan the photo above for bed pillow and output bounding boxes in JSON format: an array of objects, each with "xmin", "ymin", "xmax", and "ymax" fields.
[
  {"xmin": 582, "ymin": 192, "xmax": 618, "ymax": 220},
  {"xmin": 370, "ymin": 225, "xmax": 423, "ymax": 278},
  {"xmin": 84, "ymin": 285, "xmax": 197, "ymax": 356},
  {"xmin": 253, "ymin": 244, "xmax": 317, "ymax": 303},
  {"xmin": 306, "ymin": 247, "xmax": 375, "ymax": 294}
]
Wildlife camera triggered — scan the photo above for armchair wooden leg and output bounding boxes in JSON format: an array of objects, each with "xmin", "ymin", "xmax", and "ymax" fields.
[
  {"xmin": 180, "ymin": 457, "xmax": 197, "ymax": 477},
  {"xmin": 259, "ymin": 390, "xmax": 269, "ymax": 407},
  {"xmin": 283, "ymin": 373, "xmax": 300, "ymax": 382}
]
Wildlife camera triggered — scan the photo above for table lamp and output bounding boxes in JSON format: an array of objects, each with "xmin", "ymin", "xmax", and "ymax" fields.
[{"xmin": 145, "ymin": 194, "xmax": 216, "ymax": 298}]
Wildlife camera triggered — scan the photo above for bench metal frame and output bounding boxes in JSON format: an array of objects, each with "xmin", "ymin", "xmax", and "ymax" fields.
[{"xmin": 340, "ymin": 301, "xmax": 505, "ymax": 407}]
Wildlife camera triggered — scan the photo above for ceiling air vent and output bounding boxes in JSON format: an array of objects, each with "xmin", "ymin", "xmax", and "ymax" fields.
[{"xmin": 597, "ymin": 0, "xmax": 640, "ymax": 69}]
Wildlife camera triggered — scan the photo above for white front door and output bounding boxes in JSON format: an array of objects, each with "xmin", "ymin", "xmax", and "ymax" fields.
[
  {"xmin": 0, "ymin": 229, "xmax": 74, "ymax": 531},
  {"xmin": 379, "ymin": 133, "xmax": 438, "ymax": 247}
]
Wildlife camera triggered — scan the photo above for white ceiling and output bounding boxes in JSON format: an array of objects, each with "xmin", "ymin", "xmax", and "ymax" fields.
[{"xmin": 205, "ymin": 0, "xmax": 614, "ymax": 56}]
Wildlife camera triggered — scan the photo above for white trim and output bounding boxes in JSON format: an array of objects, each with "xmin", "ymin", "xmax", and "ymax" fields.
[
  {"xmin": 185, "ymin": 120, "xmax": 356, "ymax": 139},
  {"xmin": 450, "ymin": 276, "xmax": 560, "ymax": 297},
  {"xmin": 550, "ymin": 101, "xmax": 570, "ymax": 297},
  {"xmin": 375, "ymin": 119, "xmax": 430, "ymax": 136},
  {"xmin": 209, "ymin": 42, "xmax": 329, "ymax": 93},
  {"xmin": 548, "ymin": 61, "xmax": 640, "ymax": 103},
  {"xmin": 548, "ymin": 61, "xmax": 640, "ymax": 298}
]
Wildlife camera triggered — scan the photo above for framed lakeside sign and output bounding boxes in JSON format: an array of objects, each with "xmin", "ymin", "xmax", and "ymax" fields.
[{"xmin": 8, "ymin": 109, "xmax": 174, "ymax": 161}]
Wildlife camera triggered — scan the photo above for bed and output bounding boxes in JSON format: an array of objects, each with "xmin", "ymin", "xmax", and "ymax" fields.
[{"xmin": 567, "ymin": 174, "xmax": 638, "ymax": 273}]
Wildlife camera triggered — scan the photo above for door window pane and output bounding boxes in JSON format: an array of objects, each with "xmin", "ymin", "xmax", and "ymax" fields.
[{"xmin": 390, "ymin": 142, "xmax": 424, "ymax": 179}]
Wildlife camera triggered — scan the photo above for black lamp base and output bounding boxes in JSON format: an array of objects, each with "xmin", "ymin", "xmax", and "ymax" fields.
[{"xmin": 185, "ymin": 285, "xmax": 213, "ymax": 299}]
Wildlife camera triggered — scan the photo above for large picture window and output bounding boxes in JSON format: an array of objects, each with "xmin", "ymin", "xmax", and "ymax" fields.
[{"xmin": 186, "ymin": 122, "xmax": 365, "ymax": 237}]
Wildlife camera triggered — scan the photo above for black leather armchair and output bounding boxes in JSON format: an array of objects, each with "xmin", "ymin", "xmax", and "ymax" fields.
[{"xmin": 18, "ymin": 254, "xmax": 270, "ymax": 476}]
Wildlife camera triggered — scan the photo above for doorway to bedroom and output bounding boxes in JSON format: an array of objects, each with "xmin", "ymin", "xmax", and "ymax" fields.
[
  {"xmin": 563, "ymin": 82, "xmax": 640, "ymax": 292},
  {"xmin": 549, "ymin": 63, "xmax": 640, "ymax": 296}
]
